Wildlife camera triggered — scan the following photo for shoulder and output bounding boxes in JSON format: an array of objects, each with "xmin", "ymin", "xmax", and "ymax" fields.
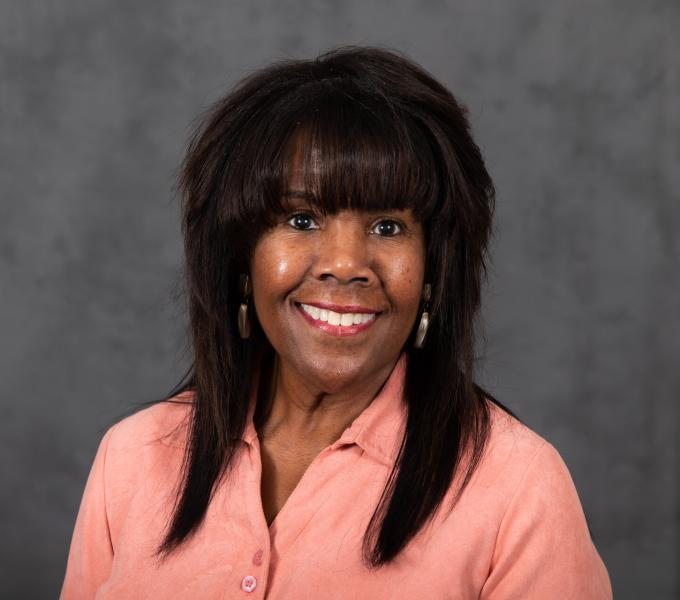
[
  {"xmin": 482, "ymin": 400, "xmax": 589, "ymax": 524},
  {"xmin": 480, "ymin": 398, "xmax": 588, "ymax": 543},
  {"xmin": 472, "ymin": 402, "xmax": 612, "ymax": 597},
  {"xmin": 463, "ymin": 400, "xmax": 589, "ymax": 535},
  {"xmin": 77, "ymin": 394, "xmax": 194, "ymax": 553},
  {"xmin": 485, "ymin": 400, "xmax": 545, "ymax": 453},
  {"xmin": 93, "ymin": 395, "xmax": 193, "ymax": 499},
  {"xmin": 475, "ymin": 401, "xmax": 557, "ymax": 490},
  {"xmin": 106, "ymin": 393, "xmax": 193, "ymax": 452}
]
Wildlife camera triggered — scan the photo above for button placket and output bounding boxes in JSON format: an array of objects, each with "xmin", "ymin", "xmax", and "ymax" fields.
[{"xmin": 240, "ymin": 549, "xmax": 265, "ymax": 593}]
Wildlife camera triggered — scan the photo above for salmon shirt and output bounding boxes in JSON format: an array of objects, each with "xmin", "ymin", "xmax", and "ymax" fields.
[{"xmin": 61, "ymin": 358, "xmax": 612, "ymax": 599}]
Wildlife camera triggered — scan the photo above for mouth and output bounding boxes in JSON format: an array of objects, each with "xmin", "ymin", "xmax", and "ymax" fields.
[{"xmin": 295, "ymin": 302, "xmax": 380, "ymax": 337}]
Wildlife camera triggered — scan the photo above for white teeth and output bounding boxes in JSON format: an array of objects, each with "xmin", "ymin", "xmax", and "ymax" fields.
[
  {"xmin": 340, "ymin": 313, "xmax": 354, "ymax": 326},
  {"xmin": 300, "ymin": 304, "xmax": 376, "ymax": 327}
]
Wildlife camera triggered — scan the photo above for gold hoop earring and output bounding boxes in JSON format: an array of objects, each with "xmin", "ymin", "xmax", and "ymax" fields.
[
  {"xmin": 414, "ymin": 283, "xmax": 431, "ymax": 349},
  {"xmin": 238, "ymin": 274, "xmax": 251, "ymax": 339}
]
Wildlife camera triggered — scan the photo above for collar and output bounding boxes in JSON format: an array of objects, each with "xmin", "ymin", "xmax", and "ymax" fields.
[{"xmin": 241, "ymin": 354, "xmax": 408, "ymax": 468}]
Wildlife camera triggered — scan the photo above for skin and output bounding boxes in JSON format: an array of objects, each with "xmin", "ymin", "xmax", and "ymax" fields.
[{"xmin": 249, "ymin": 146, "xmax": 427, "ymax": 525}]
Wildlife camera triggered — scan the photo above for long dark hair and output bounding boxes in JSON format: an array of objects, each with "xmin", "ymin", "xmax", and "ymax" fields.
[{"xmin": 160, "ymin": 46, "xmax": 502, "ymax": 568}]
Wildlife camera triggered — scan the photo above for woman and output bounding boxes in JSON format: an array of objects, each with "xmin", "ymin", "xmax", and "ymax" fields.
[{"xmin": 61, "ymin": 46, "xmax": 612, "ymax": 598}]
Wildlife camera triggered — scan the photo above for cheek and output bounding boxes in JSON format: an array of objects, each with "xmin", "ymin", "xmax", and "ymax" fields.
[
  {"xmin": 250, "ymin": 237, "xmax": 308, "ymax": 303},
  {"xmin": 381, "ymin": 249, "xmax": 426, "ymax": 314}
]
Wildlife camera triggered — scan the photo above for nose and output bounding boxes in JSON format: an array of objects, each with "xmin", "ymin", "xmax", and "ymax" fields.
[{"xmin": 312, "ymin": 216, "xmax": 376, "ymax": 285}]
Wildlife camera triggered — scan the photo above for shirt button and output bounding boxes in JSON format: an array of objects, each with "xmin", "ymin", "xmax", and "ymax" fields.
[
  {"xmin": 252, "ymin": 549, "xmax": 264, "ymax": 566},
  {"xmin": 241, "ymin": 575, "xmax": 257, "ymax": 593}
]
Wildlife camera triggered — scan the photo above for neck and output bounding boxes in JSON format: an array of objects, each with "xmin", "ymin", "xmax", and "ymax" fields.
[{"xmin": 256, "ymin": 352, "xmax": 398, "ymax": 448}]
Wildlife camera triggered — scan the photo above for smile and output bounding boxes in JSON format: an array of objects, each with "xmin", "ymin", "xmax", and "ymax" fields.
[{"xmin": 296, "ymin": 302, "xmax": 378, "ymax": 336}]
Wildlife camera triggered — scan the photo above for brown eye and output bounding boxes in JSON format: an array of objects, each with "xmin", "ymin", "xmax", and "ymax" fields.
[
  {"xmin": 287, "ymin": 213, "xmax": 319, "ymax": 231},
  {"xmin": 371, "ymin": 219, "xmax": 402, "ymax": 237}
]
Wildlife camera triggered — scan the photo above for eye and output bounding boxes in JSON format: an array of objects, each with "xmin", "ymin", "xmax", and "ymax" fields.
[
  {"xmin": 287, "ymin": 213, "xmax": 319, "ymax": 231},
  {"xmin": 371, "ymin": 219, "xmax": 402, "ymax": 237}
]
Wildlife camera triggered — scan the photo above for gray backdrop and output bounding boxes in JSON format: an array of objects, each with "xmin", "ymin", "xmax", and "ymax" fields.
[{"xmin": 1, "ymin": 1, "xmax": 677, "ymax": 598}]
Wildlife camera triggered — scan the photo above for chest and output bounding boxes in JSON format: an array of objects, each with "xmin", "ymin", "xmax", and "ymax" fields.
[
  {"xmin": 100, "ymin": 440, "xmax": 496, "ymax": 600},
  {"xmin": 258, "ymin": 437, "xmax": 322, "ymax": 526}
]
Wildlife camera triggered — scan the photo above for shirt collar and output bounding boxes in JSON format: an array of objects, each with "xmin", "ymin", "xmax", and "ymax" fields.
[{"xmin": 241, "ymin": 354, "xmax": 408, "ymax": 468}]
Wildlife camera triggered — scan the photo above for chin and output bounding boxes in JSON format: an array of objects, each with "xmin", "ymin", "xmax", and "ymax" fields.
[{"xmin": 294, "ymin": 352, "xmax": 373, "ymax": 394}]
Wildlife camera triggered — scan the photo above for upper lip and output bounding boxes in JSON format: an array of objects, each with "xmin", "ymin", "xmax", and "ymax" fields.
[{"xmin": 296, "ymin": 301, "xmax": 381, "ymax": 314}]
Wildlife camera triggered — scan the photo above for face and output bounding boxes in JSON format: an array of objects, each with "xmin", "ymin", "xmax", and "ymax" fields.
[{"xmin": 249, "ymin": 146, "xmax": 426, "ymax": 394}]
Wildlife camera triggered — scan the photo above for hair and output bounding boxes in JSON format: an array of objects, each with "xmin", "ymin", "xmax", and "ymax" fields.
[{"xmin": 160, "ymin": 45, "xmax": 507, "ymax": 568}]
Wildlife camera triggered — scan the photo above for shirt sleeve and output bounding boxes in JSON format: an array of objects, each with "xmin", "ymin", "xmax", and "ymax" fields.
[
  {"xmin": 60, "ymin": 427, "xmax": 115, "ymax": 600},
  {"xmin": 480, "ymin": 441, "xmax": 612, "ymax": 600}
]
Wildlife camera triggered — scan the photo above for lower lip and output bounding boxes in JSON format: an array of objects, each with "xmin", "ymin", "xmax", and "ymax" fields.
[{"xmin": 295, "ymin": 304, "xmax": 378, "ymax": 337}]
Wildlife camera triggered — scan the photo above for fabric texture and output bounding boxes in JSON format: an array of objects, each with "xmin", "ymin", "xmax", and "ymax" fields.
[{"xmin": 61, "ymin": 357, "xmax": 612, "ymax": 599}]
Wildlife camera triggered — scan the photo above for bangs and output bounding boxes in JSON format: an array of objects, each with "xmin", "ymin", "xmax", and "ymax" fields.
[
  {"xmin": 286, "ymin": 96, "xmax": 442, "ymax": 220},
  {"xmin": 231, "ymin": 81, "xmax": 446, "ymax": 234}
]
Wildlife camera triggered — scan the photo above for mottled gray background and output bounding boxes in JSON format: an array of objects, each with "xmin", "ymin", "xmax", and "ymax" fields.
[{"xmin": 1, "ymin": 0, "xmax": 677, "ymax": 598}]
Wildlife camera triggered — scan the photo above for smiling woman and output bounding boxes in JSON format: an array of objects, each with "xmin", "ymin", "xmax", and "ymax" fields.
[{"xmin": 61, "ymin": 47, "xmax": 612, "ymax": 599}]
